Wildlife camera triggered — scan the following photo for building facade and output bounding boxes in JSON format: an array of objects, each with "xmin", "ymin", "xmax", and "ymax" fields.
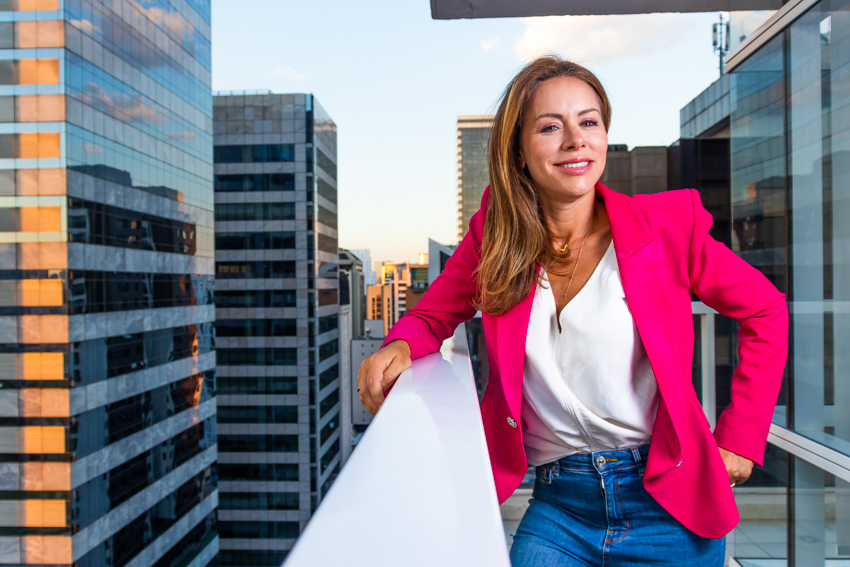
[
  {"xmin": 721, "ymin": 1, "xmax": 850, "ymax": 562},
  {"xmin": 365, "ymin": 284, "xmax": 390, "ymax": 337},
  {"xmin": 456, "ymin": 116, "xmax": 492, "ymax": 242},
  {"xmin": 378, "ymin": 261, "xmax": 427, "ymax": 335},
  {"xmin": 338, "ymin": 248, "xmax": 364, "ymax": 339},
  {"xmin": 212, "ymin": 92, "xmax": 340, "ymax": 565},
  {"xmin": 349, "ymin": 248, "xmax": 374, "ymax": 287},
  {"xmin": 0, "ymin": 2, "xmax": 218, "ymax": 567}
]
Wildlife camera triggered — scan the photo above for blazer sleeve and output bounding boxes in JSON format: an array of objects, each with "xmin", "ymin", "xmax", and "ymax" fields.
[
  {"xmin": 687, "ymin": 189, "xmax": 789, "ymax": 467},
  {"xmin": 379, "ymin": 189, "xmax": 488, "ymax": 360}
]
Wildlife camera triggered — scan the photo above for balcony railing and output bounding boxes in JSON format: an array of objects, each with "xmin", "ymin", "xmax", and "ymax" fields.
[
  {"xmin": 283, "ymin": 322, "xmax": 511, "ymax": 566},
  {"xmin": 287, "ymin": 302, "xmax": 850, "ymax": 566}
]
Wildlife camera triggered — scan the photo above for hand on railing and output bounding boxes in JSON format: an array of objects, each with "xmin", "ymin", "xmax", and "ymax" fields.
[{"xmin": 357, "ymin": 339, "xmax": 412, "ymax": 415}]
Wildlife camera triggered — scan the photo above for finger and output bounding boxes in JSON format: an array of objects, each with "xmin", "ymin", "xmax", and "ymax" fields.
[
  {"xmin": 358, "ymin": 381, "xmax": 377, "ymax": 415},
  {"xmin": 382, "ymin": 355, "xmax": 410, "ymax": 389},
  {"xmin": 357, "ymin": 361, "xmax": 379, "ymax": 414},
  {"xmin": 366, "ymin": 354, "xmax": 390, "ymax": 409},
  {"xmin": 357, "ymin": 362, "xmax": 368, "ymax": 397},
  {"xmin": 356, "ymin": 363, "xmax": 368, "ymax": 404},
  {"xmin": 367, "ymin": 373, "xmax": 386, "ymax": 410}
]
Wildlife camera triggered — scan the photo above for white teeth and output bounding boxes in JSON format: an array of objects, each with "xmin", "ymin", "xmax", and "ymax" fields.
[{"xmin": 561, "ymin": 161, "xmax": 589, "ymax": 168}]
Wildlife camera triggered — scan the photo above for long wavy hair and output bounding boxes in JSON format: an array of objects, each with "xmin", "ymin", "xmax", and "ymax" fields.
[{"xmin": 473, "ymin": 56, "xmax": 611, "ymax": 315}]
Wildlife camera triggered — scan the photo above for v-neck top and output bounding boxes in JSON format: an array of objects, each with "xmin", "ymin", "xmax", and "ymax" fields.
[{"xmin": 521, "ymin": 240, "xmax": 660, "ymax": 466}]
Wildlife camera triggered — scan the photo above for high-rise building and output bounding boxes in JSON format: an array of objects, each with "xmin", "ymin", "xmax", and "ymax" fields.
[
  {"xmin": 212, "ymin": 92, "xmax": 340, "ymax": 565},
  {"xmin": 337, "ymin": 248, "xmax": 363, "ymax": 466},
  {"xmin": 338, "ymin": 248, "xmax": 364, "ymax": 339},
  {"xmin": 376, "ymin": 261, "xmax": 427, "ymax": 335},
  {"xmin": 0, "ymin": 3, "xmax": 218, "ymax": 567},
  {"xmin": 365, "ymin": 284, "xmax": 391, "ymax": 337},
  {"xmin": 349, "ymin": 248, "xmax": 374, "ymax": 287},
  {"xmin": 427, "ymin": 238, "xmax": 457, "ymax": 285},
  {"xmin": 456, "ymin": 116, "xmax": 493, "ymax": 242}
]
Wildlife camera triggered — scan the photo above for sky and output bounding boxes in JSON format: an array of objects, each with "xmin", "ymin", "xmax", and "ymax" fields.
[{"xmin": 211, "ymin": 1, "xmax": 726, "ymax": 266}]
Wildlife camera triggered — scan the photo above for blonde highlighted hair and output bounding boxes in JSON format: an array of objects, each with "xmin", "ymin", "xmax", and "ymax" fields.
[{"xmin": 474, "ymin": 56, "xmax": 611, "ymax": 315}]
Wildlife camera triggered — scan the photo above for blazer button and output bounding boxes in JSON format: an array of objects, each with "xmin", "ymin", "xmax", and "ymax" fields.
[
  {"xmin": 676, "ymin": 459, "xmax": 682, "ymax": 467},
  {"xmin": 507, "ymin": 416, "xmax": 518, "ymax": 428}
]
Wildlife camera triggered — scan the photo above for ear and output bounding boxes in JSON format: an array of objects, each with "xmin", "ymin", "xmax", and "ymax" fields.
[{"xmin": 519, "ymin": 152, "xmax": 526, "ymax": 169}]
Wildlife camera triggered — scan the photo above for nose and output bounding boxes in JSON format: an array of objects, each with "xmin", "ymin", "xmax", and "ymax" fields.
[{"xmin": 561, "ymin": 123, "xmax": 586, "ymax": 151}]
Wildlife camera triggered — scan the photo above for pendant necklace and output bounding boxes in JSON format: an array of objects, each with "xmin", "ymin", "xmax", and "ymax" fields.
[{"xmin": 563, "ymin": 204, "xmax": 597, "ymax": 300}]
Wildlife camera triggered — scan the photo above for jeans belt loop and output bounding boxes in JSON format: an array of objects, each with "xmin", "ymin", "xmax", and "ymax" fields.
[
  {"xmin": 630, "ymin": 445, "xmax": 645, "ymax": 477},
  {"xmin": 552, "ymin": 460, "xmax": 560, "ymax": 477}
]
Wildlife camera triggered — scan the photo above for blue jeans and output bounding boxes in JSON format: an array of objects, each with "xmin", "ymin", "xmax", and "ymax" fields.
[{"xmin": 510, "ymin": 444, "xmax": 725, "ymax": 566}]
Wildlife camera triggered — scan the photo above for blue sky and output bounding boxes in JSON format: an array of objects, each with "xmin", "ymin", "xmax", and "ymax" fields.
[{"xmin": 211, "ymin": 1, "xmax": 725, "ymax": 266}]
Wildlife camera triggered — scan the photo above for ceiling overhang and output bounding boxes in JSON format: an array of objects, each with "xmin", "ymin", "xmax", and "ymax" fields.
[{"xmin": 430, "ymin": 0, "xmax": 780, "ymax": 19}]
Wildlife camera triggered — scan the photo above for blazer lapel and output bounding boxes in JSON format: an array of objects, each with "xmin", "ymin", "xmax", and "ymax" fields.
[{"xmin": 599, "ymin": 183, "xmax": 686, "ymax": 468}]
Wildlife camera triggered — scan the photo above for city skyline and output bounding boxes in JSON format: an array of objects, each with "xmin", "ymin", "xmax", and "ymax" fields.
[{"xmin": 210, "ymin": 0, "xmax": 725, "ymax": 263}]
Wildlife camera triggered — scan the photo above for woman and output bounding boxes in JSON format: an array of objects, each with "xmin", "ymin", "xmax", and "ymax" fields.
[{"xmin": 357, "ymin": 56, "xmax": 787, "ymax": 565}]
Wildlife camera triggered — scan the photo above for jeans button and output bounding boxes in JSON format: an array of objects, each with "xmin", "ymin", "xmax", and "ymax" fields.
[{"xmin": 595, "ymin": 455, "xmax": 606, "ymax": 467}]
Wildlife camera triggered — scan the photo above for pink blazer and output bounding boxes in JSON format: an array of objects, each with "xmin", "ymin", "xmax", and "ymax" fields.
[{"xmin": 382, "ymin": 182, "xmax": 788, "ymax": 539}]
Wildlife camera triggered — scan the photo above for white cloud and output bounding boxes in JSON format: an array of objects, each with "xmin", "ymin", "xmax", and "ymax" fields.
[
  {"xmin": 267, "ymin": 66, "xmax": 306, "ymax": 81},
  {"xmin": 480, "ymin": 36, "xmax": 501, "ymax": 53},
  {"xmin": 81, "ymin": 83, "xmax": 168, "ymax": 125},
  {"xmin": 168, "ymin": 131, "xmax": 197, "ymax": 140},
  {"xmin": 70, "ymin": 19, "xmax": 99, "ymax": 34},
  {"xmin": 128, "ymin": 0, "xmax": 194, "ymax": 39},
  {"xmin": 514, "ymin": 13, "xmax": 713, "ymax": 64}
]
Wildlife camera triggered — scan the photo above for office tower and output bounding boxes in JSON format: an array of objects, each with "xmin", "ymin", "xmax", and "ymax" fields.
[
  {"xmin": 456, "ymin": 116, "xmax": 492, "ymax": 243},
  {"xmin": 212, "ymin": 92, "xmax": 340, "ymax": 564},
  {"xmin": 427, "ymin": 238, "xmax": 457, "ymax": 285},
  {"xmin": 365, "ymin": 284, "xmax": 390, "ymax": 337},
  {"xmin": 0, "ymin": 3, "xmax": 217, "ymax": 567},
  {"xmin": 349, "ymin": 248, "xmax": 374, "ymax": 287},
  {"xmin": 337, "ymin": 248, "xmax": 363, "ymax": 466},
  {"xmin": 379, "ymin": 260, "xmax": 427, "ymax": 330},
  {"xmin": 338, "ymin": 249, "xmax": 364, "ymax": 339}
]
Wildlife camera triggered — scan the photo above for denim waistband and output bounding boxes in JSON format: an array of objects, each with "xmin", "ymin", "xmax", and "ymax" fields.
[{"xmin": 540, "ymin": 443, "xmax": 651, "ymax": 476}]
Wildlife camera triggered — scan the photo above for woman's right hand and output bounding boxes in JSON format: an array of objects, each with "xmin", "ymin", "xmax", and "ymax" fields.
[{"xmin": 357, "ymin": 339, "xmax": 412, "ymax": 415}]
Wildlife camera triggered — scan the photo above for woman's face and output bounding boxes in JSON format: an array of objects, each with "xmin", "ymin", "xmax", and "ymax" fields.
[{"xmin": 518, "ymin": 76, "xmax": 608, "ymax": 203}]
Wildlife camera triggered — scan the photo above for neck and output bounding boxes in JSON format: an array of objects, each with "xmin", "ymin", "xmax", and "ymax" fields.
[{"xmin": 538, "ymin": 188, "xmax": 599, "ymax": 245}]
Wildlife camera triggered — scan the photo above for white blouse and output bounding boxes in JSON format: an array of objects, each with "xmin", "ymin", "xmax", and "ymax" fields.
[{"xmin": 521, "ymin": 240, "xmax": 660, "ymax": 466}]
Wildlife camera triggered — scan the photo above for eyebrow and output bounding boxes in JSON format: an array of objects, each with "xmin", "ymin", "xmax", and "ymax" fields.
[{"xmin": 533, "ymin": 109, "xmax": 600, "ymax": 121}]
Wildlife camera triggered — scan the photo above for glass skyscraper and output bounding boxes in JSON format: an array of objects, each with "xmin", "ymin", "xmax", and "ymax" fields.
[
  {"xmin": 456, "ymin": 116, "xmax": 492, "ymax": 243},
  {"xmin": 726, "ymin": 0, "xmax": 850, "ymax": 563},
  {"xmin": 0, "ymin": 2, "xmax": 217, "ymax": 567},
  {"xmin": 212, "ymin": 92, "xmax": 340, "ymax": 566}
]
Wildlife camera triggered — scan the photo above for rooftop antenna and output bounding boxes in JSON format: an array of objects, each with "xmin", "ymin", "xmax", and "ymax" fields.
[{"xmin": 712, "ymin": 13, "xmax": 731, "ymax": 78}]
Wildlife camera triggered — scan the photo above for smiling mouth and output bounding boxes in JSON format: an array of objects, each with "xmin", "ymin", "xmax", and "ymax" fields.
[{"xmin": 556, "ymin": 161, "xmax": 590, "ymax": 168}]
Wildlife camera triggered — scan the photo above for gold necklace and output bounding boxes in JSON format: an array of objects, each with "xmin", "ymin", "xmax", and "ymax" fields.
[
  {"xmin": 557, "ymin": 242, "xmax": 577, "ymax": 257},
  {"xmin": 564, "ymin": 205, "xmax": 597, "ymax": 300}
]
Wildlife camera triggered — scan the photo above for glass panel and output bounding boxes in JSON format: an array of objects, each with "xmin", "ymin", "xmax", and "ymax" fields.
[
  {"xmin": 14, "ymin": 21, "xmax": 63, "ymax": 49},
  {"xmin": 0, "ymin": 97, "xmax": 13, "ymax": 122},
  {"xmin": 0, "ymin": 23, "xmax": 13, "ymax": 49},
  {"xmin": 728, "ymin": 443, "xmax": 789, "ymax": 564},
  {"xmin": 785, "ymin": 0, "xmax": 850, "ymax": 455},
  {"xmin": 0, "ymin": 0, "xmax": 59, "ymax": 9},
  {"xmin": 15, "ymin": 95, "xmax": 65, "ymax": 122},
  {"xmin": 730, "ymin": 10, "xmax": 781, "ymax": 53}
]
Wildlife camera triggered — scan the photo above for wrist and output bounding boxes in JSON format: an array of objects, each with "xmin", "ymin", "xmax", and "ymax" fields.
[{"xmin": 386, "ymin": 339, "xmax": 411, "ymax": 357}]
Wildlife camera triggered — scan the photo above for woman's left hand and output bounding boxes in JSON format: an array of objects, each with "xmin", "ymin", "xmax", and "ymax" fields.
[{"xmin": 718, "ymin": 446, "xmax": 754, "ymax": 486}]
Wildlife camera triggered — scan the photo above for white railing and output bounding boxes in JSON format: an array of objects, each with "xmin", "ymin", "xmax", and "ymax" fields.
[
  {"xmin": 692, "ymin": 301, "xmax": 718, "ymax": 430},
  {"xmin": 283, "ymin": 323, "xmax": 511, "ymax": 567}
]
